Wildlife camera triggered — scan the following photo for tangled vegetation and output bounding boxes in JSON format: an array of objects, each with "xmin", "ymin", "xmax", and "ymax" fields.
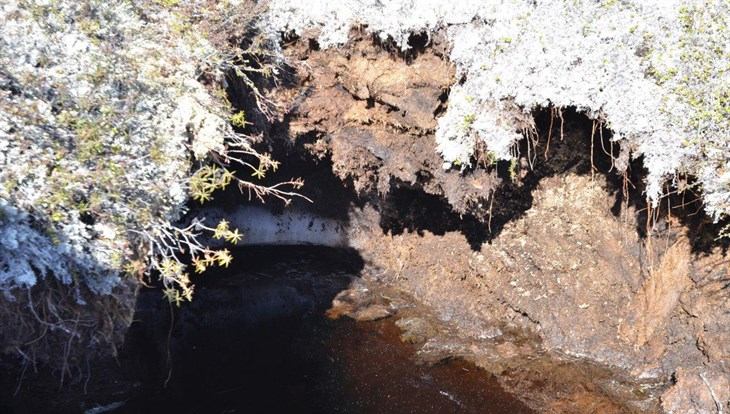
[{"xmin": 0, "ymin": 0, "xmax": 303, "ymax": 368}]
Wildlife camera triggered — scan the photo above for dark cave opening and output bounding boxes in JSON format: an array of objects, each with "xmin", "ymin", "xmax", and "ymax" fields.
[{"xmin": 120, "ymin": 246, "xmax": 365, "ymax": 414}]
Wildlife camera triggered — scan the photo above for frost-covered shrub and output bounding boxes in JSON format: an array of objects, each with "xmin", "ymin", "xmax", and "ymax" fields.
[
  {"xmin": 0, "ymin": 197, "xmax": 122, "ymax": 296},
  {"xmin": 268, "ymin": 0, "xmax": 730, "ymax": 220},
  {"xmin": 0, "ymin": 0, "xmax": 203, "ymax": 296},
  {"xmin": 0, "ymin": 0, "xmax": 307, "ymax": 367},
  {"xmin": 0, "ymin": 0, "xmax": 296, "ymax": 303}
]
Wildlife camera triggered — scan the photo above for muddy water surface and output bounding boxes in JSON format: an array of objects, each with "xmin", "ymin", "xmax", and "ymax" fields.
[
  {"xmin": 138, "ymin": 316, "xmax": 537, "ymax": 414},
  {"xmin": 285, "ymin": 317, "xmax": 534, "ymax": 414},
  {"xmin": 118, "ymin": 247, "xmax": 534, "ymax": 414},
  {"xmin": 2, "ymin": 247, "xmax": 535, "ymax": 414}
]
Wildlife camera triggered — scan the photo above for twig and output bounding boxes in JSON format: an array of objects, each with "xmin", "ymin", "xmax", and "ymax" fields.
[
  {"xmin": 544, "ymin": 107, "xmax": 554, "ymax": 161},
  {"xmin": 84, "ymin": 357, "xmax": 91, "ymax": 395},
  {"xmin": 59, "ymin": 313, "xmax": 80, "ymax": 389},
  {"xmin": 488, "ymin": 190, "xmax": 495, "ymax": 234},
  {"xmin": 590, "ymin": 120, "xmax": 596, "ymax": 179},
  {"xmin": 13, "ymin": 351, "xmax": 30, "ymax": 396}
]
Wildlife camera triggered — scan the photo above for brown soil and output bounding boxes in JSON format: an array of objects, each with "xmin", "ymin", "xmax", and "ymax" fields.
[
  {"xmin": 274, "ymin": 30, "xmax": 498, "ymax": 221},
  {"xmin": 271, "ymin": 30, "xmax": 730, "ymax": 414}
]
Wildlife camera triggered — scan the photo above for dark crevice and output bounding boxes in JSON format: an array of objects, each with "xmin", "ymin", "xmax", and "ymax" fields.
[
  {"xmin": 433, "ymin": 88, "xmax": 449, "ymax": 117},
  {"xmin": 376, "ymin": 107, "xmax": 729, "ymax": 254},
  {"xmin": 379, "ymin": 178, "xmax": 491, "ymax": 250},
  {"xmin": 379, "ymin": 108, "xmax": 619, "ymax": 250},
  {"xmin": 647, "ymin": 178, "xmax": 730, "ymax": 255},
  {"xmin": 531, "ymin": 109, "xmax": 728, "ymax": 254},
  {"xmin": 370, "ymin": 31, "xmax": 432, "ymax": 65},
  {"xmin": 406, "ymin": 32, "xmax": 430, "ymax": 52}
]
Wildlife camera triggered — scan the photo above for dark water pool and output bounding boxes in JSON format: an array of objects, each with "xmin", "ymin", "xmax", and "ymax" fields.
[
  {"xmin": 2, "ymin": 247, "xmax": 535, "ymax": 414},
  {"xmin": 115, "ymin": 247, "xmax": 535, "ymax": 414},
  {"xmin": 121, "ymin": 313, "xmax": 534, "ymax": 414}
]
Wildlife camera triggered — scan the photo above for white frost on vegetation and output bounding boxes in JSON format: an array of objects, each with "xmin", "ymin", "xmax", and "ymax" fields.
[
  {"xmin": 0, "ymin": 0, "xmax": 239, "ymax": 293},
  {"xmin": 269, "ymin": 0, "xmax": 730, "ymax": 219}
]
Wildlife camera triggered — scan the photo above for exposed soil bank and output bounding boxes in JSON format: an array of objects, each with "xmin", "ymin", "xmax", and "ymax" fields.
[{"xmin": 250, "ymin": 31, "xmax": 730, "ymax": 413}]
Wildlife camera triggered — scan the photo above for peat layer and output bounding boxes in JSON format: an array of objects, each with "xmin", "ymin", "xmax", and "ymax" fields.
[{"xmin": 239, "ymin": 31, "xmax": 730, "ymax": 414}]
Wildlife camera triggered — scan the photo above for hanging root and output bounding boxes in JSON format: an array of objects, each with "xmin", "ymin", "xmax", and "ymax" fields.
[
  {"xmin": 699, "ymin": 373, "xmax": 724, "ymax": 414},
  {"xmin": 523, "ymin": 123, "xmax": 539, "ymax": 170},
  {"xmin": 0, "ymin": 278, "xmax": 135, "ymax": 385},
  {"xmin": 591, "ymin": 121, "xmax": 596, "ymax": 178},
  {"xmin": 596, "ymin": 119, "xmax": 615, "ymax": 172},
  {"xmin": 558, "ymin": 108, "xmax": 564, "ymax": 141},
  {"xmin": 544, "ymin": 107, "xmax": 555, "ymax": 161},
  {"xmin": 488, "ymin": 189, "xmax": 495, "ymax": 233}
]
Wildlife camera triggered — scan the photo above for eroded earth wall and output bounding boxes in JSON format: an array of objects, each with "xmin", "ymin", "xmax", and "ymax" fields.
[{"xmin": 264, "ymin": 32, "xmax": 730, "ymax": 414}]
